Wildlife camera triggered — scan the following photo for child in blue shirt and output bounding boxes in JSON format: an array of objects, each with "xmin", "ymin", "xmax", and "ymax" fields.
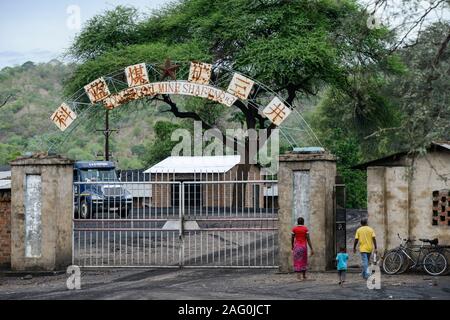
[{"xmin": 336, "ymin": 246, "xmax": 349, "ymax": 287}]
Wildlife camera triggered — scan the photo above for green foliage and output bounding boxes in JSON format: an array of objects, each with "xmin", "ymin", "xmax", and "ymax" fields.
[
  {"xmin": 0, "ymin": 61, "xmax": 174, "ymax": 168},
  {"xmin": 66, "ymin": 147, "xmax": 95, "ymax": 161},
  {"xmin": 65, "ymin": 42, "xmax": 210, "ymax": 97},
  {"xmin": 69, "ymin": 6, "xmax": 142, "ymax": 60},
  {"xmin": 141, "ymin": 121, "xmax": 187, "ymax": 167},
  {"xmin": 0, "ymin": 61, "xmax": 72, "ymax": 164},
  {"xmin": 308, "ymin": 92, "xmax": 372, "ymax": 209},
  {"xmin": 325, "ymin": 129, "xmax": 367, "ymax": 209},
  {"xmin": 387, "ymin": 22, "xmax": 450, "ymax": 151},
  {"xmin": 118, "ymin": 157, "xmax": 144, "ymax": 170},
  {"xmin": 0, "ymin": 143, "xmax": 21, "ymax": 164},
  {"xmin": 131, "ymin": 144, "xmax": 146, "ymax": 158}
]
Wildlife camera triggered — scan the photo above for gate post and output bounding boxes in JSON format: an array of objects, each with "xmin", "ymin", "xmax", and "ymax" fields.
[
  {"xmin": 10, "ymin": 154, "xmax": 74, "ymax": 271},
  {"xmin": 278, "ymin": 151, "xmax": 337, "ymax": 272}
]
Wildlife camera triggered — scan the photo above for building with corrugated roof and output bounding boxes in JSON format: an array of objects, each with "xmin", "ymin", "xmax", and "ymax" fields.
[{"xmin": 144, "ymin": 156, "xmax": 272, "ymax": 209}]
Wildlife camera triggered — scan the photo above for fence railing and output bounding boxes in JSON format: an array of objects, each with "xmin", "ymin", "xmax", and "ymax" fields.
[{"xmin": 73, "ymin": 171, "xmax": 278, "ymax": 268}]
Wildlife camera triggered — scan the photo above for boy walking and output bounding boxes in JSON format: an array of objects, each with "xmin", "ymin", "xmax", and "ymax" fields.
[
  {"xmin": 336, "ymin": 246, "xmax": 349, "ymax": 287},
  {"xmin": 353, "ymin": 218, "xmax": 377, "ymax": 280}
]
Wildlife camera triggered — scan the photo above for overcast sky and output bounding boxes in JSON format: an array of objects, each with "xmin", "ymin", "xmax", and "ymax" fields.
[{"xmin": 0, "ymin": 0, "xmax": 173, "ymax": 69}]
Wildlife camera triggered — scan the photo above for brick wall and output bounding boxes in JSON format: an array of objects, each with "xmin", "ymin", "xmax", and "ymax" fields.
[{"xmin": 0, "ymin": 189, "xmax": 11, "ymax": 268}]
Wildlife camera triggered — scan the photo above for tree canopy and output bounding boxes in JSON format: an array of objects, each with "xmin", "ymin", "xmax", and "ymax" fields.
[
  {"xmin": 68, "ymin": 0, "xmax": 395, "ymax": 103},
  {"xmin": 59, "ymin": 0, "xmax": 450, "ymax": 207},
  {"xmin": 65, "ymin": 1, "xmax": 399, "ymax": 168}
]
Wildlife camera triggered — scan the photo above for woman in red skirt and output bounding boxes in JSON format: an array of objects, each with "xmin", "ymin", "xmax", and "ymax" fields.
[{"xmin": 291, "ymin": 217, "xmax": 314, "ymax": 281}]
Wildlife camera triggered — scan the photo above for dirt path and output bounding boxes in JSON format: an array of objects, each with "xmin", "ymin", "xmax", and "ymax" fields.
[{"xmin": 0, "ymin": 269, "xmax": 449, "ymax": 300}]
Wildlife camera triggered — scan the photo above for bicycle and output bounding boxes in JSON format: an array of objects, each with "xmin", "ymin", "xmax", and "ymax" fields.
[{"xmin": 382, "ymin": 234, "xmax": 448, "ymax": 276}]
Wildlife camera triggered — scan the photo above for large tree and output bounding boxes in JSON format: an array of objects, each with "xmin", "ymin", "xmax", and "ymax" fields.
[{"xmin": 66, "ymin": 0, "xmax": 397, "ymax": 175}]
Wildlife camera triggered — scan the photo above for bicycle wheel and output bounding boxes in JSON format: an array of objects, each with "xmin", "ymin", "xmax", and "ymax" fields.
[
  {"xmin": 423, "ymin": 251, "xmax": 448, "ymax": 276},
  {"xmin": 382, "ymin": 251, "xmax": 404, "ymax": 275},
  {"xmin": 397, "ymin": 254, "xmax": 411, "ymax": 274}
]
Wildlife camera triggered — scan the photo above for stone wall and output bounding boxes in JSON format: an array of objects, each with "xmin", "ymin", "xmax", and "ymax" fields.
[{"xmin": 0, "ymin": 189, "xmax": 11, "ymax": 268}]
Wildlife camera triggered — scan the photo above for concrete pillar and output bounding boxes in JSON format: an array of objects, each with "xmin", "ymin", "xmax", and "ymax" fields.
[
  {"xmin": 278, "ymin": 152, "xmax": 337, "ymax": 272},
  {"xmin": 367, "ymin": 166, "xmax": 409, "ymax": 254},
  {"xmin": 10, "ymin": 154, "xmax": 74, "ymax": 271},
  {"xmin": 385, "ymin": 167, "xmax": 409, "ymax": 251},
  {"xmin": 367, "ymin": 167, "xmax": 387, "ymax": 253}
]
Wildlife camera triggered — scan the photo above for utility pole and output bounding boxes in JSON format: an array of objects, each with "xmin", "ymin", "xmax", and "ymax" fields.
[{"xmin": 97, "ymin": 109, "xmax": 118, "ymax": 161}]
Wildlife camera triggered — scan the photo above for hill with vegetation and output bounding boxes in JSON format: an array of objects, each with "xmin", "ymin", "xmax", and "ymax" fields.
[{"xmin": 0, "ymin": 60, "xmax": 174, "ymax": 169}]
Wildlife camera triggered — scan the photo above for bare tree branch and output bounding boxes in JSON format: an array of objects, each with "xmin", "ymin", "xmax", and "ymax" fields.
[
  {"xmin": 157, "ymin": 95, "xmax": 244, "ymax": 150},
  {"xmin": 390, "ymin": 0, "xmax": 446, "ymax": 52},
  {"xmin": 0, "ymin": 94, "xmax": 14, "ymax": 108}
]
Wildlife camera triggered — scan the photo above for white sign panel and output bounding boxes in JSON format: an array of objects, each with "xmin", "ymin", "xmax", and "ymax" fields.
[
  {"xmin": 103, "ymin": 81, "xmax": 238, "ymax": 109},
  {"xmin": 84, "ymin": 77, "xmax": 111, "ymax": 104},
  {"xmin": 263, "ymin": 97, "xmax": 292, "ymax": 126},
  {"xmin": 125, "ymin": 63, "xmax": 150, "ymax": 87},
  {"xmin": 51, "ymin": 103, "xmax": 77, "ymax": 131},
  {"xmin": 227, "ymin": 73, "xmax": 255, "ymax": 100},
  {"xmin": 188, "ymin": 62, "xmax": 212, "ymax": 85},
  {"xmin": 25, "ymin": 175, "xmax": 42, "ymax": 258}
]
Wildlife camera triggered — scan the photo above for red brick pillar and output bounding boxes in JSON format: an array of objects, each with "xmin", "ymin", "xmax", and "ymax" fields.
[{"xmin": 0, "ymin": 189, "xmax": 11, "ymax": 269}]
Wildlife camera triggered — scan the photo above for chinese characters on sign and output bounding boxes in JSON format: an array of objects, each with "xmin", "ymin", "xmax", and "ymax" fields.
[
  {"xmin": 227, "ymin": 73, "xmax": 255, "ymax": 100},
  {"xmin": 54, "ymin": 60, "xmax": 295, "ymax": 130},
  {"xmin": 51, "ymin": 103, "xmax": 77, "ymax": 131},
  {"xmin": 125, "ymin": 63, "xmax": 150, "ymax": 87},
  {"xmin": 263, "ymin": 97, "xmax": 292, "ymax": 126},
  {"xmin": 188, "ymin": 62, "xmax": 212, "ymax": 85},
  {"xmin": 432, "ymin": 190, "xmax": 450, "ymax": 226},
  {"xmin": 84, "ymin": 77, "xmax": 111, "ymax": 104}
]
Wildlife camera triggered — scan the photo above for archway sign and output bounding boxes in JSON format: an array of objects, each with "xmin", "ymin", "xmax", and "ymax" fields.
[{"xmin": 48, "ymin": 60, "xmax": 321, "ymax": 151}]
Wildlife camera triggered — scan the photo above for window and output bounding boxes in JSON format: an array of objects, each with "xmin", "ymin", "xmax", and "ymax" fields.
[{"xmin": 80, "ymin": 169, "xmax": 118, "ymax": 182}]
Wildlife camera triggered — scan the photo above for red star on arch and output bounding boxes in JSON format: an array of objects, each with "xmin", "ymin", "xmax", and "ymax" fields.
[{"xmin": 158, "ymin": 58, "xmax": 180, "ymax": 81}]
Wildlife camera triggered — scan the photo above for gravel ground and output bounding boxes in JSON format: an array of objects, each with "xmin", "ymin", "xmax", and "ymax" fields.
[
  {"xmin": 2, "ymin": 209, "xmax": 448, "ymax": 300},
  {"xmin": 0, "ymin": 268, "xmax": 449, "ymax": 300}
]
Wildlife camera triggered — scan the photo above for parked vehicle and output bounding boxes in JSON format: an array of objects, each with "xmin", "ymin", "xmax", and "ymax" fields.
[
  {"xmin": 73, "ymin": 161, "xmax": 133, "ymax": 219},
  {"xmin": 382, "ymin": 234, "xmax": 449, "ymax": 276}
]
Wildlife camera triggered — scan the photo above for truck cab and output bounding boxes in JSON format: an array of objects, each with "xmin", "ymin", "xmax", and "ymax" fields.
[{"xmin": 74, "ymin": 161, "xmax": 132, "ymax": 219}]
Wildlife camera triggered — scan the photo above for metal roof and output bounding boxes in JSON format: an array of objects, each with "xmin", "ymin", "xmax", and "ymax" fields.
[
  {"xmin": 353, "ymin": 141, "xmax": 450, "ymax": 170},
  {"xmin": 74, "ymin": 161, "xmax": 115, "ymax": 170},
  {"xmin": 144, "ymin": 156, "xmax": 241, "ymax": 174},
  {"xmin": 0, "ymin": 180, "xmax": 11, "ymax": 190},
  {"xmin": 434, "ymin": 141, "xmax": 450, "ymax": 150},
  {"xmin": 0, "ymin": 171, "xmax": 11, "ymax": 180}
]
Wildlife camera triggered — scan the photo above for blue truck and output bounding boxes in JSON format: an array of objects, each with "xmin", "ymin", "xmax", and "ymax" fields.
[{"xmin": 73, "ymin": 161, "xmax": 132, "ymax": 219}]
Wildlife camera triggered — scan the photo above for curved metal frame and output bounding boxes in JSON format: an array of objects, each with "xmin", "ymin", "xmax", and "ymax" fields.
[{"xmin": 45, "ymin": 61, "xmax": 322, "ymax": 154}]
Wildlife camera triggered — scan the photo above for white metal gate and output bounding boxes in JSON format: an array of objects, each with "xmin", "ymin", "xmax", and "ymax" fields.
[{"xmin": 73, "ymin": 171, "xmax": 278, "ymax": 268}]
